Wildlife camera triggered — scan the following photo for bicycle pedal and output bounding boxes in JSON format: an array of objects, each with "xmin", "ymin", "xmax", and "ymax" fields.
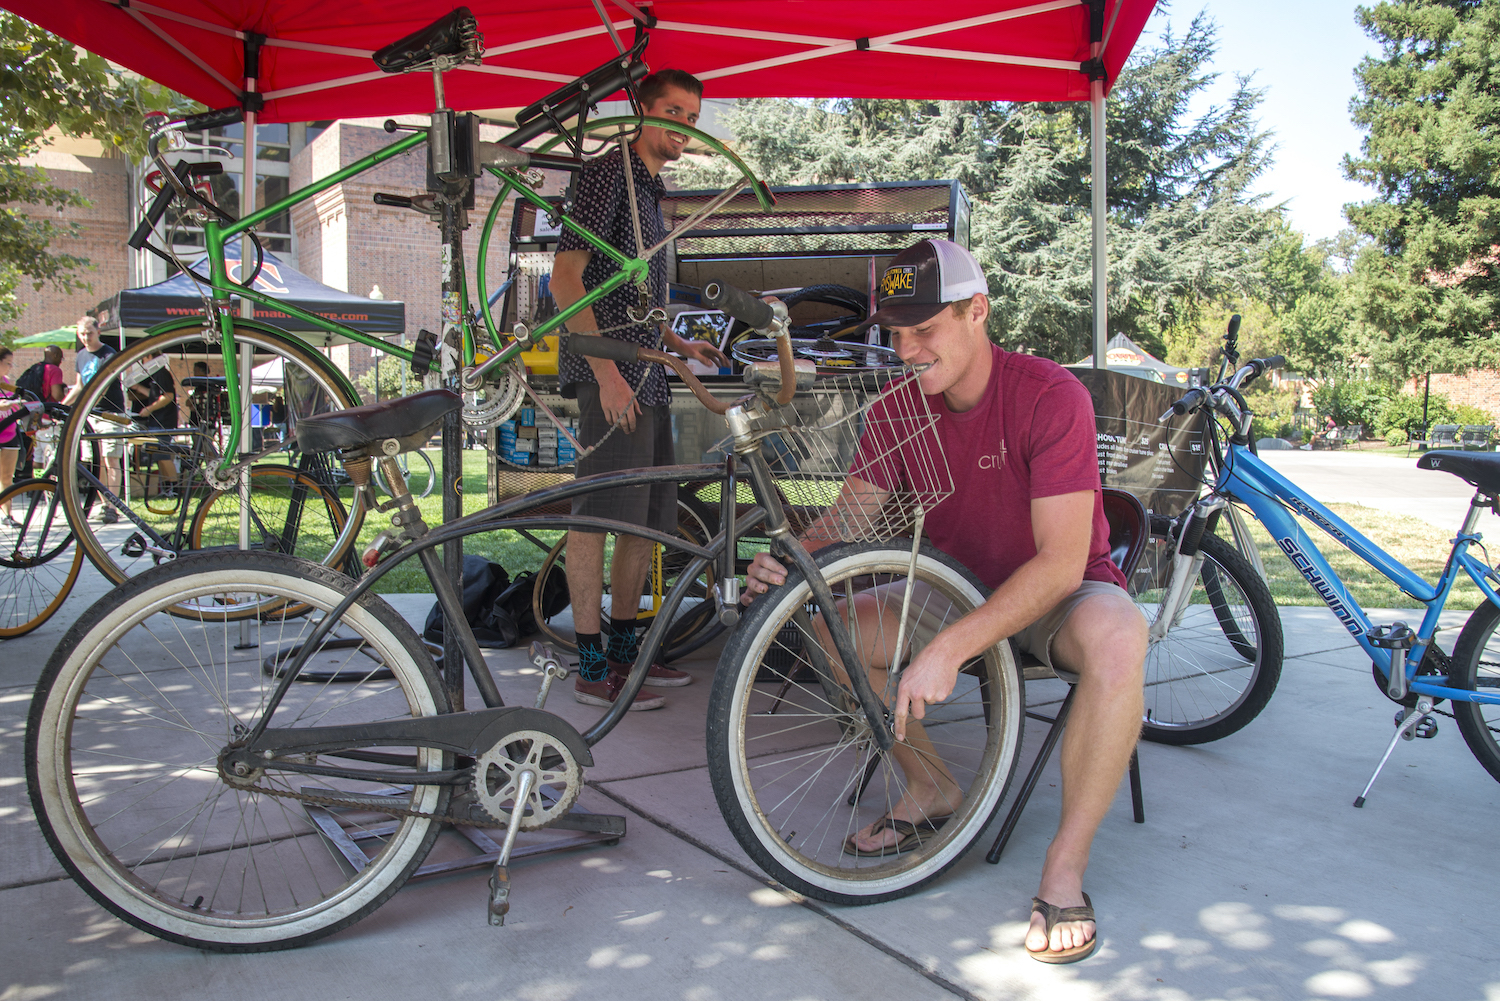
[
  {"xmin": 487, "ymin": 864, "xmax": 510, "ymax": 927},
  {"xmin": 1393, "ymin": 709, "xmax": 1438, "ymax": 739}
]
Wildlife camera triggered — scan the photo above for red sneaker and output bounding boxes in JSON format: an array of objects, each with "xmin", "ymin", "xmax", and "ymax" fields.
[
  {"xmin": 573, "ymin": 670, "xmax": 665, "ymax": 710},
  {"xmin": 607, "ymin": 657, "xmax": 693, "ymax": 688}
]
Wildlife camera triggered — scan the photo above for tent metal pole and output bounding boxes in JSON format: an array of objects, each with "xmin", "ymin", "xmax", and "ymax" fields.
[
  {"xmin": 1090, "ymin": 71, "xmax": 1107, "ymax": 369},
  {"xmin": 237, "ymin": 63, "xmax": 258, "ymax": 649}
]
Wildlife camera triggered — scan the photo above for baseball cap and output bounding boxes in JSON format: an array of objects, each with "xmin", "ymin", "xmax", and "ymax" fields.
[{"xmin": 864, "ymin": 239, "xmax": 988, "ymax": 330}]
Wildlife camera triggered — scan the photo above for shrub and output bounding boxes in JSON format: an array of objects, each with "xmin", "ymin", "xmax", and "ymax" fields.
[
  {"xmin": 1376, "ymin": 390, "xmax": 1454, "ymax": 438},
  {"xmin": 1386, "ymin": 428, "xmax": 1407, "ymax": 446},
  {"xmin": 1452, "ymin": 403, "xmax": 1495, "ymax": 426},
  {"xmin": 1312, "ymin": 379, "xmax": 1393, "ymax": 431}
]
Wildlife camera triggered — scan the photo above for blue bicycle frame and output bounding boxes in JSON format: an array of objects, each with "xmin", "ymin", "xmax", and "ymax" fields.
[{"xmin": 1213, "ymin": 442, "xmax": 1500, "ymax": 707}]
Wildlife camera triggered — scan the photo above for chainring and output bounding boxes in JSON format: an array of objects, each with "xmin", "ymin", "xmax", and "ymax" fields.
[
  {"xmin": 471, "ymin": 728, "xmax": 582, "ymax": 829},
  {"xmin": 462, "ymin": 361, "xmax": 528, "ymax": 430}
]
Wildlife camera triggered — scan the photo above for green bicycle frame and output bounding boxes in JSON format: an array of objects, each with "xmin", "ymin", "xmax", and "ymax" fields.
[{"xmin": 177, "ymin": 117, "xmax": 769, "ymax": 466}]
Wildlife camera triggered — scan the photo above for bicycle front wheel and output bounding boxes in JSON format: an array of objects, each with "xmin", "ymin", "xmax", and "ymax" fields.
[
  {"xmin": 707, "ymin": 541, "xmax": 1022, "ymax": 904},
  {"xmin": 25, "ymin": 553, "xmax": 450, "ymax": 952},
  {"xmin": 1137, "ymin": 531, "xmax": 1284, "ymax": 744},
  {"xmin": 0, "ymin": 479, "xmax": 83, "ymax": 637},
  {"xmin": 55, "ymin": 321, "xmax": 364, "ymax": 588},
  {"xmin": 1448, "ymin": 600, "xmax": 1500, "ymax": 782}
]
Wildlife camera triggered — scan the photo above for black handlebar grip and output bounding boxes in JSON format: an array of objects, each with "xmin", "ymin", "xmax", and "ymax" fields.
[
  {"xmin": 1263, "ymin": 355, "xmax": 1286, "ymax": 370},
  {"xmin": 702, "ymin": 282, "xmax": 774, "ymax": 330},
  {"xmin": 180, "ymin": 106, "xmax": 245, "ymax": 131},
  {"xmin": 128, "ymin": 159, "xmax": 194, "ymax": 250},
  {"xmin": 564, "ymin": 335, "xmax": 640, "ymax": 363},
  {"xmin": 1227, "ymin": 314, "xmax": 1241, "ymax": 338},
  {"xmin": 373, "ymin": 192, "xmax": 414, "ymax": 208}
]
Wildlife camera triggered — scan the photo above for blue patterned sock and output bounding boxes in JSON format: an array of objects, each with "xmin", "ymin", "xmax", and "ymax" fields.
[
  {"xmin": 576, "ymin": 633, "xmax": 607, "ymax": 683},
  {"xmin": 607, "ymin": 616, "xmax": 639, "ymax": 664}
]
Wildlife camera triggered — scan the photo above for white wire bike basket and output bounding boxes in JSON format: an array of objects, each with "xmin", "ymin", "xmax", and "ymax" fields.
[{"xmin": 752, "ymin": 366, "xmax": 955, "ymax": 544}]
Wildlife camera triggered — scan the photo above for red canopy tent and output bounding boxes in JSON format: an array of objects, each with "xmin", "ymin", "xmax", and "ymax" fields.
[{"xmin": 3, "ymin": 0, "xmax": 1159, "ymax": 360}]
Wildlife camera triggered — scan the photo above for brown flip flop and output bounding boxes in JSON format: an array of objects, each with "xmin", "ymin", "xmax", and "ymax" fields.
[
  {"xmin": 1026, "ymin": 892, "xmax": 1098, "ymax": 964},
  {"xmin": 841, "ymin": 814, "xmax": 950, "ymax": 857}
]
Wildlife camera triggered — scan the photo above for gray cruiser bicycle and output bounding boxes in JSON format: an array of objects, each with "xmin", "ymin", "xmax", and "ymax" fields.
[{"xmin": 26, "ymin": 286, "xmax": 1024, "ymax": 952}]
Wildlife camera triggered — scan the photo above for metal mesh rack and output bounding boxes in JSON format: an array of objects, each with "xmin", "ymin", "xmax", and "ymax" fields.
[{"xmin": 725, "ymin": 367, "xmax": 955, "ymax": 544}]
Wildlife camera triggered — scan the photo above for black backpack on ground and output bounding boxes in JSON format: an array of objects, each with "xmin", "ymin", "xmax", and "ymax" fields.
[{"xmin": 422, "ymin": 556, "xmax": 568, "ymax": 650}]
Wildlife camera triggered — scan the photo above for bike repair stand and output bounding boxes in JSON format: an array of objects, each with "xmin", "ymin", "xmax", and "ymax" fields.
[
  {"xmin": 1354, "ymin": 622, "xmax": 1438, "ymax": 807},
  {"xmin": 297, "ymin": 643, "xmax": 626, "ymax": 926}
]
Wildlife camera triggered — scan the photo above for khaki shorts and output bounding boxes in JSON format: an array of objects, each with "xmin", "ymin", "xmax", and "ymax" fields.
[
  {"xmin": 884, "ymin": 578, "xmax": 1135, "ymax": 684},
  {"xmin": 86, "ymin": 415, "xmax": 126, "ymax": 459}
]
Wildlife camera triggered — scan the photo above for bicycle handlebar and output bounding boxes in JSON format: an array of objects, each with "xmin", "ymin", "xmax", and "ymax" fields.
[
  {"xmin": 180, "ymin": 106, "xmax": 245, "ymax": 132},
  {"xmin": 129, "ymin": 161, "xmax": 225, "ymax": 250},
  {"xmin": 565, "ymin": 335, "xmax": 737, "ymax": 416},
  {"xmin": 703, "ymin": 282, "xmax": 797, "ymax": 405},
  {"xmin": 1159, "ymin": 354, "xmax": 1286, "ymax": 423}
]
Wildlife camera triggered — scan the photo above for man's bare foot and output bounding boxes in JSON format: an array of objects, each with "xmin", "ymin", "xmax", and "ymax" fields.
[
  {"xmin": 1025, "ymin": 877, "xmax": 1095, "ymax": 955},
  {"xmin": 847, "ymin": 782, "xmax": 963, "ymax": 853}
]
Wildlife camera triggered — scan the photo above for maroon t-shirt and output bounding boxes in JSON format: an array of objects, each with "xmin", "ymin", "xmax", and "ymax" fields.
[{"xmin": 851, "ymin": 344, "xmax": 1125, "ymax": 592}]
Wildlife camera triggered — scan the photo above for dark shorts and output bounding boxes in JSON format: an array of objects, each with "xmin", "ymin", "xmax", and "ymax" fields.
[{"xmin": 572, "ymin": 382, "xmax": 676, "ymax": 535}]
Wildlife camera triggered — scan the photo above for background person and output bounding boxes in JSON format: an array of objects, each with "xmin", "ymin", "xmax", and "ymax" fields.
[
  {"xmin": 0, "ymin": 348, "xmax": 27, "ymax": 524},
  {"xmin": 742, "ymin": 239, "xmax": 1147, "ymax": 965},
  {"xmin": 126, "ymin": 354, "xmax": 181, "ymax": 495},
  {"xmin": 551, "ymin": 68, "xmax": 729, "ymax": 709},
  {"xmin": 62, "ymin": 315, "xmax": 125, "ymax": 523}
]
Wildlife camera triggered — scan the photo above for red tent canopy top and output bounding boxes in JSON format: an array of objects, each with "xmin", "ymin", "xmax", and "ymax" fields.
[{"xmin": 4, "ymin": 0, "xmax": 1156, "ymax": 124}]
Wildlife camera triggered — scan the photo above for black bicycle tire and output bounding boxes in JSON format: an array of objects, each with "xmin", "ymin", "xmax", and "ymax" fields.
[
  {"xmin": 706, "ymin": 540, "xmax": 1023, "ymax": 904},
  {"xmin": 1139, "ymin": 531, "xmax": 1284, "ymax": 745},
  {"xmin": 54, "ymin": 324, "xmax": 364, "ymax": 590},
  {"xmin": 25, "ymin": 553, "xmax": 451, "ymax": 952},
  {"xmin": 1448, "ymin": 599, "xmax": 1500, "ymax": 782}
]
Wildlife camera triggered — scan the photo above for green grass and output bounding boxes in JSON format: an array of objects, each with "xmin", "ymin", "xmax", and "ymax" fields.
[{"xmin": 1217, "ymin": 501, "xmax": 1487, "ymax": 611}]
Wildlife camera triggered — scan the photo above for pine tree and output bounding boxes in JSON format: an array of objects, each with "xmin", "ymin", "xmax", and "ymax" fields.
[{"xmin": 1343, "ymin": 0, "xmax": 1500, "ymax": 377}]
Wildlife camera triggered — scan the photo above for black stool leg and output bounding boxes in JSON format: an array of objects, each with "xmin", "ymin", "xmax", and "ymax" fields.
[
  {"xmin": 848, "ymin": 747, "xmax": 882, "ymax": 806},
  {"xmin": 1128, "ymin": 747, "xmax": 1144, "ymax": 823},
  {"xmin": 986, "ymin": 688, "xmax": 1075, "ymax": 864}
]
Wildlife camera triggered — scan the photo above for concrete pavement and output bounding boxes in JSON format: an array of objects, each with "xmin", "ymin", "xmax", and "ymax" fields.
[{"xmin": 4, "ymin": 552, "xmax": 1499, "ymax": 1001}]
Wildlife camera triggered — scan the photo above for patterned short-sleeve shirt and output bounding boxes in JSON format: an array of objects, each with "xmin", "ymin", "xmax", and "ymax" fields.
[{"xmin": 556, "ymin": 144, "xmax": 671, "ymax": 406}]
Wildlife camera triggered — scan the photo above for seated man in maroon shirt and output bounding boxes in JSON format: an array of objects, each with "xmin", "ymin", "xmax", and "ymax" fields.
[{"xmin": 743, "ymin": 239, "xmax": 1146, "ymax": 965}]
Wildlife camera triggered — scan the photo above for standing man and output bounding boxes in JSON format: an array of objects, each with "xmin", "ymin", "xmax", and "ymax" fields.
[
  {"xmin": 126, "ymin": 355, "xmax": 181, "ymax": 494},
  {"xmin": 551, "ymin": 69, "xmax": 728, "ymax": 710},
  {"xmin": 743, "ymin": 240, "xmax": 1147, "ymax": 964},
  {"xmin": 62, "ymin": 315, "xmax": 125, "ymax": 523}
]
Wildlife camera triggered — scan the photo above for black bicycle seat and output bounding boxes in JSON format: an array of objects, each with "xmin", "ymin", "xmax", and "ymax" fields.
[
  {"xmin": 373, "ymin": 8, "xmax": 479, "ymax": 73},
  {"xmin": 1416, "ymin": 450, "xmax": 1500, "ymax": 496},
  {"xmin": 296, "ymin": 389, "xmax": 460, "ymax": 455}
]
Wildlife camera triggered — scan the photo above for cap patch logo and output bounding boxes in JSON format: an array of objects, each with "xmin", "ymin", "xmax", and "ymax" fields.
[{"xmin": 881, "ymin": 265, "xmax": 917, "ymax": 299}]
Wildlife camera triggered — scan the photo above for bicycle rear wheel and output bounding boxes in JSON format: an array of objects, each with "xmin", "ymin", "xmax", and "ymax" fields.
[
  {"xmin": 189, "ymin": 464, "xmax": 351, "ymax": 564},
  {"xmin": 0, "ymin": 479, "xmax": 83, "ymax": 637},
  {"xmin": 1136, "ymin": 531, "xmax": 1284, "ymax": 744},
  {"xmin": 55, "ymin": 321, "xmax": 365, "ymax": 590},
  {"xmin": 26, "ymin": 554, "xmax": 450, "ymax": 952},
  {"xmin": 707, "ymin": 541, "xmax": 1022, "ymax": 904},
  {"xmin": 1448, "ymin": 600, "xmax": 1500, "ymax": 782}
]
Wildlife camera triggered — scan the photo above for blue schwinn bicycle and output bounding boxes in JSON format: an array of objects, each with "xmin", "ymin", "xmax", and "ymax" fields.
[{"xmin": 1144, "ymin": 326, "xmax": 1500, "ymax": 803}]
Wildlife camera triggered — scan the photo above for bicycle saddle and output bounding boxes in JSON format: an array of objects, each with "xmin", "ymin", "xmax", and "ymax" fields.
[
  {"xmin": 296, "ymin": 389, "xmax": 460, "ymax": 455},
  {"xmin": 373, "ymin": 8, "xmax": 480, "ymax": 73},
  {"xmin": 1417, "ymin": 450, "xmax": 1500, "ymax": 497}
]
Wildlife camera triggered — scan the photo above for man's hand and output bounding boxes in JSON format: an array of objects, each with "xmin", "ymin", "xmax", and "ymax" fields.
[
  {"xmin": 674, "ymin": 339, "xmax": 730, "ymax": 371},
  {"xmin": 742, "ymin": 550, "xmax": 788, "ymax": 605},
  {"xmin": 598, "ymin": 372, "xmax": 641, "ymax": 433},
  {"xmin": 892, "ymin": 640, "xmax": 962, "ymax": 742}
]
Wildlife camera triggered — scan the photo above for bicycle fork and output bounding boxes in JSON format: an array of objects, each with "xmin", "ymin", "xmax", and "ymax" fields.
[{"xmin": 1151, "ymin": 497, "xmax": 1227, "ymax": 642}]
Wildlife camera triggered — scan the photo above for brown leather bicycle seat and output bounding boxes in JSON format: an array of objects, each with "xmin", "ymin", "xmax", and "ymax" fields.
[
  {"xmin": 296, "ymin": 389, "xmax": 460, "ymax": 454},
  {"xmin": 1417, "ymin": 450, "xmax": 1500, "ymax": 497}
]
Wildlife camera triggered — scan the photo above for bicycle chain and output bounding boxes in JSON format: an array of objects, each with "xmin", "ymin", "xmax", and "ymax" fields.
[{"xmin": 229, "ymin": 771, "xmax": 500, "ymax": 828}]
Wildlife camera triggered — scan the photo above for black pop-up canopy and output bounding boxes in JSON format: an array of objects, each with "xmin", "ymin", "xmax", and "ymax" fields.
[{"xmin": 96, "ymin": 240, "xmax": 405, "ymax": 340}]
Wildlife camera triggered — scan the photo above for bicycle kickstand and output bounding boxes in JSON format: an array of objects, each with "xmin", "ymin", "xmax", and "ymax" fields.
[{"xmin": 1353, "ymin": 697, "xmax": 1435, "ymax": 808}]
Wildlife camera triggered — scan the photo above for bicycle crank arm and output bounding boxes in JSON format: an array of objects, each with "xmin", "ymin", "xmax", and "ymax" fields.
[{"xmin": 120, "ymin": 533, "xmax": 178, "ymax": 562}]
